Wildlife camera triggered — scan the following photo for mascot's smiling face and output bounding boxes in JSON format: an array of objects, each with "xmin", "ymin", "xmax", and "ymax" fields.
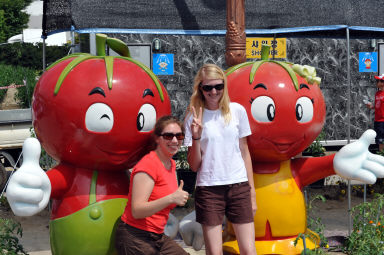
[
  {"xmin": 227, "ymin": 62, "xmax": 325, "ymax": 162},
  {"xmin": 33, "ymin": 57, "xmax": 171, "ymax": 171}
]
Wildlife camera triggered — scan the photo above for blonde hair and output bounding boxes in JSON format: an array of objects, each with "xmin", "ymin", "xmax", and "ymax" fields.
[{"xmin": 188, "ymin": 63, "xmax": 231, "ymax": 123}]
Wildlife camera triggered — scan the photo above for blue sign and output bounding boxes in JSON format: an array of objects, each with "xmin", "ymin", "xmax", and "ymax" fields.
[
  {"xmin": 359, "ymin": 52, "xmax": 378, "ymax": 72},
  {"xmin": 153, "ymin": 54, "xmax": 174, "ymax": 75}
]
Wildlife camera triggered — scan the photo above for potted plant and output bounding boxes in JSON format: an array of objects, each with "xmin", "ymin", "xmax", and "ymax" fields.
[
  {"xmin": 303, "ymin": 132, "xmax": 326, "ymax": 188},
  {"xmin": 174, "ymin": 146, "xmax": 196, "ymax": 195}
]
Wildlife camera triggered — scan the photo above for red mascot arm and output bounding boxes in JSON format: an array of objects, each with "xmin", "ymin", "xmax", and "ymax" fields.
[
  {"xmin": 46, "ymin": 164, "xmax": 75, "ymax": 199},
  {"xmin": 291, "ymin": 154, "xmax": 336, "ymax": 189}
]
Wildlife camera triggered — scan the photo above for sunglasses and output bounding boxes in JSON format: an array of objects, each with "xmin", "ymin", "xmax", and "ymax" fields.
[
  {"xmin": 200, "ymin": 83, "xmax": 224, "ymax": 92},
  {"xmin": 160, "ymin": 132, "xmax": 185, "ymax": 141}
]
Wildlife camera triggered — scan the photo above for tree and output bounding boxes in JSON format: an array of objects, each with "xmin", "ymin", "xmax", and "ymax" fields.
[
  {"xmin": 0, "ymin": 10, "xmax": 6, "ymax": 42},
  {"xmin": 0, "ymin": 0, "xmax": 32, "ymax": 43}
]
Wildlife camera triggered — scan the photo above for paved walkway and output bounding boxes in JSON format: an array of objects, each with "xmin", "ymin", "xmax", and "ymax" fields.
[
  {"xmin": 4, "ymin": 187, "xmax": 358, "ymax": 255},
  {"xmin": 10, "ymin": 207, "xmax": 205, "ymax": 255}
]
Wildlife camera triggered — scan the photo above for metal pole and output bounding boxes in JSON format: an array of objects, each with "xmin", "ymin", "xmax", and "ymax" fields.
[
  {"xmin": 43, "ymin": 37, "xmax": 46, "ymax": 72},
  {"xmin": 346, "ymin": 27, "xmax": 352, "ymax": 235},
  {"xmin": 346, "ymin": 31, "xmax": 351, "ymax": 143},
  {"xmin": 363, "ymin": 184, "xmax": 367, "ymax": 203},
  {"xmin": 90, "ymin": 33, "xmax": 97, "ymax": 56},
  {"xmin": 71, "ymin": 30, "xmax": 75, "ymax": 54},
  {"xmin": 272, "ymin": 34, "xmax": 276, "ymax": 60},
  {"xmin": 304, "ymin": 188, "xmax": 308, "ymax": 205},
  {"xmin": 348, "ymin": 180, "xmax": 352, "ymax": 235}
]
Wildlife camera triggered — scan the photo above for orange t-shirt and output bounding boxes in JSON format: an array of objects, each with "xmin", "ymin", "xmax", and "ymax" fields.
[{"xmin": 121, "ymin": 151, "xmax": 177, "ymax": 234}]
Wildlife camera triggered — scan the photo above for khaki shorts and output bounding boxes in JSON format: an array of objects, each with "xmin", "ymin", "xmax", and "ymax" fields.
[
  {"xmin": 195, "ymin": 181, "xmax": 253, "ymax": 226},
  {"xmin": 115, "ymin": 219, "xmax": 188, "ymax": 255}
]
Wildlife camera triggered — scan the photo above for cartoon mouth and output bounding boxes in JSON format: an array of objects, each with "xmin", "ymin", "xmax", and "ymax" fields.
[
  {"xmin": 264, "ymin": 136, "xmax": 305, "ymax": 153},
  {"xmin": 97, "ymin": 146, "xmax": 131, "ymax": 163},
  {"xmin": 275, "ymin": 143, "xmax": 292, "ymax": 151}
]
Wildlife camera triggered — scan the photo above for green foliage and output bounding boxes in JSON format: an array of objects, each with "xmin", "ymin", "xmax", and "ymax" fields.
[
  {"xmin": 0, "ymin": 195, "xmax": 9, "ymax": 210},
  {"xmin": 303, "ymin": 132, "xmax": 326, "ymax": 157},
  {"xmin": 295, "ymin": 194, "xmax": 328, "ymax": 254},
  {"xmin": 377, "ymin": 148, "xmax": 384, "ymax": 157},
  {"xmin": 0, "ymin": 0, "xmax": 32, "ymax": 43},
  {"xmin": 298, "ymin": 247, "xmax": 326, "ymax": 255},
  {"xmin": 79, "ymin": 34, "xmax": 90, "ymax": 53},
  {"xmin": 0, "ymin": 10, "xmax": 6, "ymax": 42},
  {"xmin": 307, "ymin": 195, "xmax": 327, "ymax": 246},
  {"xmin": 29, "ymin": 128, "xmax": 56, "ymax": 170},
  {"xmin": 175, "ymin": 146, "xmax": 190, "ymax": 170},
  {"xmin": 0, "ymin": 64, "xmax": 37, "ymax": 107},
  {"xmin": 0, "ymin": 42, "xmax": 70, "ymax": 71},
  {"xmin": 343, "ymin": 193, "xmax": 384, "ymax": 255},
  {"xmin": 0, "ymin": 217, "xmax": 28, "ymax": 255},
  {"xmin": 0, "ymin": 42, "xmax": 70, "ymax": 107},
  {"xmin": 351, "ymin": 182, "xmax": 384, "ymax": 198}
]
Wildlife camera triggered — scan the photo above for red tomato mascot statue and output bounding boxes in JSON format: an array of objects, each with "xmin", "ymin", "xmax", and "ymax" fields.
[
  {"xmin": 6, "ymin": 34, "xmax": 171, "ymax": 255},
  {"xmin": 220, "ymin": 46, "xmax": 384, "ymax": 254}
]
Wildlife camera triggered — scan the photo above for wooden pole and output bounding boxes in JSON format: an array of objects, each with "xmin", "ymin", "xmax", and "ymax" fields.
[{"xmin": 225, "ymin": 0, "xmax": 246, "ymax": 67}]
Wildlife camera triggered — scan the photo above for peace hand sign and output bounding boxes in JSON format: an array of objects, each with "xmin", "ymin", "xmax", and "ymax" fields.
[{"xmin": 191, "ymin": 106, "xmax": 203, "ymax": 140}]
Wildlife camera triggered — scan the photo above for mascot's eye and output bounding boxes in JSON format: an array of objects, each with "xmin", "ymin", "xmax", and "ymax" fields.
[
  {"xmin": 137, "ymin": 104, "xmax": 156, "ymax": 132},
  {"xmin": 251, "ymin": 96, "xmax": 275, "ymax": 122},
  {"xmin": 295, "ymin": 97, "xmax": 313, "ymax": 123},
  {"xmin": 85, "ymin": 103, "xmax": 114, "ymax": 132}
]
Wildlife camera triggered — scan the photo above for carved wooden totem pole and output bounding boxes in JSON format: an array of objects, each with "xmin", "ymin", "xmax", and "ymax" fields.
[{"xmin": 225, "ymin": 0, "xmax": 246, "ymax": 67}]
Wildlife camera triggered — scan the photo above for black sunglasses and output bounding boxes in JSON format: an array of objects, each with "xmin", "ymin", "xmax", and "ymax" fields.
[
  {"xmin": 160, "ymin": 132, "xmax": 185, "ymax": 141},
  {"xmin": 200, "ymin": 83, "xmax": 224, "ymax": 92}
]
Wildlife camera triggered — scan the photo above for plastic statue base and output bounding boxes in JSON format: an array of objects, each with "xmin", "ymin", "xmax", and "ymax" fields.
[{"xmin": 222, "ymin": 229, "xmax": 320, "ymax": 255}]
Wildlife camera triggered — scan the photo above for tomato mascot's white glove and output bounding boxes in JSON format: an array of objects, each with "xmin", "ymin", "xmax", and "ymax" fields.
[
  {"xmin": 6, "ymin": 138, "xmax": 51, "ymax": 216},
  {"xmin": 334, "ymin": 129, "xmax": 384, "ymax": 184},
  {"xmin": 179, "ymin": 210, "xmax": 204, "ymax": 251}
]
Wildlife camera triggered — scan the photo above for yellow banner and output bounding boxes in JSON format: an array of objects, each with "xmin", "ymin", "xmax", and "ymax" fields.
[{"xmin": 246, "ymin": 38, "xmax": 287, "ymax": 59}]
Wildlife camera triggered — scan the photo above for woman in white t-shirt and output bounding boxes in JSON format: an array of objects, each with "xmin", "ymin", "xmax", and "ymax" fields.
[{"xmin": 184, "ymin": 63, "xmax": 257, "ymax": 255}]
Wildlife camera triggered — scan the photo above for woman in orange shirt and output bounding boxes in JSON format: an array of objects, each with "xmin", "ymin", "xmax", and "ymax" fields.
[{"xmin": 115, "ymin": 116, "xmax": 189, "ymax": 255}]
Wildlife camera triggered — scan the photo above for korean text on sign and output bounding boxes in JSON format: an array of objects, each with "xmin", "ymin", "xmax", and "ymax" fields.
[{"xmin": 246, "ymin": 38, "xmax": 287, "ymax": 59}]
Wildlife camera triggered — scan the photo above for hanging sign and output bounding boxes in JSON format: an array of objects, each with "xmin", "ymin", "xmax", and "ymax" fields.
[
  {"xmin": 153, "ymin": 54, "xmax": 174, "ymax": 75},
  {"xmin": 359, "ymin": 52, "xmax": 377, "ymax": 72},
  {"xmin": 246, "ymin": 38, "xmax": 287, "ymax": 59}
]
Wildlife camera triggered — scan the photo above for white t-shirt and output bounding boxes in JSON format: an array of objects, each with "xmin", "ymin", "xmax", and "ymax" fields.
[{"xmin": 184, "ymin": 102, "xmax": 251, "ymax": 186}]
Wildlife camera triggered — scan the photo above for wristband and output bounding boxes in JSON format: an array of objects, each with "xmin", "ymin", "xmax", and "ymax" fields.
[{"xmin": 192, "ymin": 137, "xmax": 201, "ymax": 140}]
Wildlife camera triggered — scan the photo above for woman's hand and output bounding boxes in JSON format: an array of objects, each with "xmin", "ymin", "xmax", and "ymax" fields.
[
  {"xmin": 131, "ymin": 174, "xmax": 190, "ymax": 219},
  {"xmin": 191, "ymin": 106, "xmax": 203, "ymax": 139},
  {"xmin": 187, "ymin": 107, "xmax": 203, "ymax": 171},
  {"xmin": 171, "ymin": 180, "xmax": 189, "ymax": 206}
]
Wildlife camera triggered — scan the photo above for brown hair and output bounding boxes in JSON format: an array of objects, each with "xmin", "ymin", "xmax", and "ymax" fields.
[{"xmin": 148, "ymin": 115, "xmax": 184, "ymax": 150}]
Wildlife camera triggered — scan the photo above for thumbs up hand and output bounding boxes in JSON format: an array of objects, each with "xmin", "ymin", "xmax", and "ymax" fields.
[
  {"xmin": 334, "ymin": 129, "xmax": 384, "ymax": 184},
  {"xmin": 6, "ymin": 138, "xmax": 51, "ymax": 216},
  {"xmin": 171, "ymin": 180, "xmax": 189, "ymax": 206}
]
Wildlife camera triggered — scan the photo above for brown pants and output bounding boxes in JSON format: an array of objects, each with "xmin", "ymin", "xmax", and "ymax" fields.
[{"xmin": 115, "ymin": 219, "xmax": 189, "ymax": 255}]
